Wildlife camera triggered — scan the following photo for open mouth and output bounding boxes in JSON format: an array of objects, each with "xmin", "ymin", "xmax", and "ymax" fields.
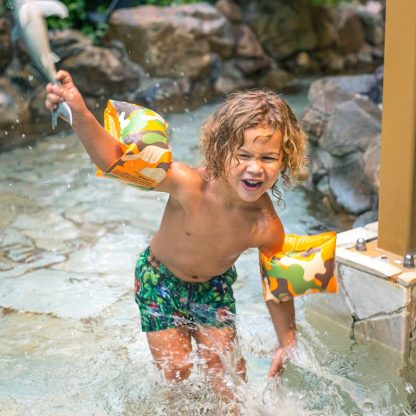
[{"xmin": 241, "ymin": 179, "xmax": 263, "ymax": 190}]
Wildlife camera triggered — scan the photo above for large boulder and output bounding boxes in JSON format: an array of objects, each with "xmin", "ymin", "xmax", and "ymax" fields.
[
  {"xmin": 106, "ymin": 4, "xmax": 236, "ymax": 79},
  {"xmin": 302, "ymin": 69, "xmax": 383, "ymax": 217},
  {"xmin": 301, "ymin": 81, "xmax": 381, "ymax": 144},
  {"xmin": 216, "ymin": 0, "xmax": 243, "ymax": 22},
  {"xmin": 241, "ymin": 0, "xmax": 317, "ymax": 60},
  {"xmin": 319, "ymin": 100, "xmax": 381, "ymax": 157},
  {"xmin": 49, "ymin": 30, "xmax": 141, "ymax": 98},
  {"xmin": 308, "ymin": 74, "xmax": 379, "ymax": 103},
  {"xmin": 356, "ymin": 6, "xmax": 385, "ymax": 47},
  {"xmin": 60, "ymin": 46, "xmax": 140, "ymax": 98},
  {"xmin": 327, "ymin": 160, "xmax": 375, "ymax": 215},
  {"xmin": 362, "ymin": 135, "xmax": 381, "ymax": 193},
  {"xmin": 333, "ymin": 5, "xmax": 366, "ymax": 54}
]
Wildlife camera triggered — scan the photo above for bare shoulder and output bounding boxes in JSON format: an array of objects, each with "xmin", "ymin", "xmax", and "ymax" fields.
[
  {"xmin": 156, "ymin": 161, "xmax": 204, "ymax": 199},
  {"xmin": 254, "ymin": 195, "xmax": 284, "ymax": 256}
]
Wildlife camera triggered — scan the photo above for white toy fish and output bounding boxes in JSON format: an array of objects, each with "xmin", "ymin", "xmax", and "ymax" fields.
[{"xmin": 7, "ymin": 0, "xmax": 73, "ymax": 129}]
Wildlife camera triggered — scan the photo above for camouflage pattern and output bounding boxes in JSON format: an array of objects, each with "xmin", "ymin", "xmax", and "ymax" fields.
[
  {"xmin": 135, "ymin": 247, "xmax": 237, "ymax": 332},
  {"xmin": 259, "ymin": 232, "xmax": 337, "ymax": 303},
  {"xmin": 96, "ymin": 100, "xmax": 172, "ymax": 190}
]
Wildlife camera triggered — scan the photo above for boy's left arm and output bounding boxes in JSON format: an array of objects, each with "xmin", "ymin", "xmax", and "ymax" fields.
[
  {"xmin": 265, "ymin": 299, "xmax": 296, "ymax": 380},
  {"xmin": 258, "ymin": 206, "xmax": 297, "ymax": 380}
]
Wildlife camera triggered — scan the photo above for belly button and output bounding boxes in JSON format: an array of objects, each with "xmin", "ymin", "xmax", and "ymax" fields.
[
  {"xmin": 192, "ymin": 275, "xmax": 198, "ymax": 279},
  {"xmin": 186, "ymin": 232, "xmax": 191, "ymax": 236}
]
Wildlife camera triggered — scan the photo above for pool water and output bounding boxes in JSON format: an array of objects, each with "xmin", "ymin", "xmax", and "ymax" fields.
[{"xmin": 0, "ymin": 87, "xmax": 414, "ymax": 415}]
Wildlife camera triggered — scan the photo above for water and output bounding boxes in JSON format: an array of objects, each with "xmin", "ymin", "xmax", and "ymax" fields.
[{"xmin": 0, "ymin": 88, "xmax": 414, "ymax": 415}]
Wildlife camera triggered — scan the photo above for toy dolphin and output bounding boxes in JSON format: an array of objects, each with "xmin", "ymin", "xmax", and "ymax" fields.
[{"xmin": 7, "ymin": 0, "xmax": 73, "ymax": 129}]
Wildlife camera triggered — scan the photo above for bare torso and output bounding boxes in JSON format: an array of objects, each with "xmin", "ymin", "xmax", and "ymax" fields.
[{"xmin": 150, "ymin": 165, "xmax": 283, "ymax": 282}]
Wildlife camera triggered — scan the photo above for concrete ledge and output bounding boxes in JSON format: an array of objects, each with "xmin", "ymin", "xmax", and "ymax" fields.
[{"xmin": 306, "ymin": 222, "xmax": 416, "ymax": 356}]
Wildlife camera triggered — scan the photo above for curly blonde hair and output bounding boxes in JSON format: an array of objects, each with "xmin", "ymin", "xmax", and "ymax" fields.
[{"xmin": 200, "ymin": 89, "xmax": 307, "ymax": 202}]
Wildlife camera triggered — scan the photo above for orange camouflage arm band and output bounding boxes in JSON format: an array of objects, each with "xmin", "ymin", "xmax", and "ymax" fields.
[
  {"xmin": 259, "ymin": 231, "xmax": 338, "ymax": 303},
  {"xmin": 96, "ymin": 100, "xmax": 172, "ymax": 191}
]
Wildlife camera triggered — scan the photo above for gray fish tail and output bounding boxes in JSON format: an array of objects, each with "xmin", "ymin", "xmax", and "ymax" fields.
[{"xmin": 52, "ymin": 102, "xmax": 73, "ymax": 130}]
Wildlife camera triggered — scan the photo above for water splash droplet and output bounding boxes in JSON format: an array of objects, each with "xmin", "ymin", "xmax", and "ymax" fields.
[{"xmin": 404, "ymin": 382, "xmax": 414, "ymax": 394}]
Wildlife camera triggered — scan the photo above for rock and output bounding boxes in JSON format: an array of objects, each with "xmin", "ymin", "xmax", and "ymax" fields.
[
  {"xmin": 233, "ymin": 56, "xmax": 272, "ymax": 76},
  {"xmin": 319, "ymin": 100, "xmax": 381, "ymax": 157},
  {"xmin": 362, "ymin": 135, "xmax": 380, "ymax": 193},
  {"xmin": 367, "ymin": 65, "xmax": 383, "ymax": 105},
  {"xmin": 328, "ymin": 160, "xmax": 375, "ymax": 214},
  {"xmin": 353, "ymin": 209, "xmax": 378, "ymax": 228},
  {"xmin": 307, "ymin": 82, "xmax": 354, "ymax": 114},
  {"xmin": 132, "ymin": 77, "xmax": 192, "ymax": 113},
  {"xmin": 300, "ymin": 106, "xmax": 326, "ymax": 143},
  {"xmin": 242, "ymin": 0, "xmax": 317, "ymax": 60},
  {"xmin": 234, "ymin": 24, "xmax": 263, "ymax": 58},
  {"xmin": 356, "ymin": 8, "xmax": 385, "ymax": 46},
  {"xmin": 309, "ymin": 144, "xmax": 361, "ymax": 184},
  {"xmin": 333, "ymin": 5, "xmax": 365, "ymax": 54},
  {"xmin": 308, "ymin": 146, "xmax": 335, "ymax": 183},
  {"xmin": 301, "ymin": 84, "xmax": 381, "ymax": 145},
  {"xmin": 107, "ymin": 4, "xmax": 235, "ymax": 79},
  {"xmin": 308, "ymin": 74, "xmax": 377, "ymax": 102},
  {"xmin": 49, "ymin": 29, "xmax": 93, "ymax": 61},
  {"xmin": 214, "ymin": 59, "xmax": 254, "ymax": 93},
  {"xmin": 257, "ymin": 68, "xmax": 295, "ymax": 92},
  {"xmin": 216, "ymin": 0, "xmax": 243, "ymax": 22},
  {"xmin": 0, "ymin": 17, "xmax": 13, "ymax": 73},
  {"xmin": 355, "ymin": 43, "xmax": 376, "ymax": 72},
  {"xmin": 60, "ymin": 45, "xmax": 140, "ymax": 98},
  {"xmin": 311, "ymin": 49, "xmax": 345, "ymax": 73},
  {"xmin": 310, "ymin": 6, "xmax": 336, "ymax": 49}
]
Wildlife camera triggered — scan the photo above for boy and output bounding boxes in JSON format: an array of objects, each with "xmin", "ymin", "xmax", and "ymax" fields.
[{"xmin": 45, "ymin": 70, "xmax": 307, "ymax": 401}]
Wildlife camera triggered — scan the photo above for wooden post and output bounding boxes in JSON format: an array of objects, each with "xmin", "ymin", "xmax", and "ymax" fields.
[{"xmin": 378, "ymin": 0, "xmax": 416, "ymax": 256}]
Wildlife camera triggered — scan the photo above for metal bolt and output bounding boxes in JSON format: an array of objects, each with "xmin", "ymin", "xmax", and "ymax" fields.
[
  {"xmin": 355, "ymin": 238, "xmax": 367, "ymax": 251},
  {"xmin": 403, "ymin": 253, "xmax": 415, "ymax": 268}
]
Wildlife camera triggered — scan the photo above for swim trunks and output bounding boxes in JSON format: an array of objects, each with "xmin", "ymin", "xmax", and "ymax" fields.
[{"xmin": 134, "ymin": 247, "xmax": 237, "ymax": 332}]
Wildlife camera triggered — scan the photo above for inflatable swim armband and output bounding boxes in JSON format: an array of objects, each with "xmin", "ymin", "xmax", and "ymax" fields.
[
  {"xmin": 96, "ymin": 100, "xmax": 172, "ymax": 190},
  {"xmin": 259, "ymin": 232, "xmax": 337, "ymax": 303}
]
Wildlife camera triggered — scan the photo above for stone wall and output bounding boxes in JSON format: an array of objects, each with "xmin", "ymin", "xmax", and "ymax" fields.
[
  {"xmin": 300, "ymin": 67, "xmax": 383, "ymax": 221},
  {"xmin": 0, "ymin": 0, "xmax": 385, "ymax": 150}
]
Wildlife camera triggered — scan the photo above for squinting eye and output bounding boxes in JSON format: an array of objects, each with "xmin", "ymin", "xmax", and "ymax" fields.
[
  {"xmin": 238, "ymin": 154, "xmax": 250, "ymax": 159},
  {"xmin": 263, "ymin": 157, "xmax": 277, "ymax": 161}
]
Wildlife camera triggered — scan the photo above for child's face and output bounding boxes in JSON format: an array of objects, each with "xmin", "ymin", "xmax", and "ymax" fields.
[{"xmin": 225, "ymin": 125, "xmax": 283, "ymax": 202}]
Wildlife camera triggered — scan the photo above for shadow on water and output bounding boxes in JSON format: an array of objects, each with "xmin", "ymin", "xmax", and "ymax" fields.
[{"xmin": 0, "ymin": 84, "xmax": 414, "ymax": 415}]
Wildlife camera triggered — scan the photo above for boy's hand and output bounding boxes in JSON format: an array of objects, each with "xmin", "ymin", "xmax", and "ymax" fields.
[
  {"xmin": 45, "ymin": 70, "xmax": 88, "ymax": 118},
  {"xmin": 268, "ymin": 344, "xmax": 293, "ymax": 380}
]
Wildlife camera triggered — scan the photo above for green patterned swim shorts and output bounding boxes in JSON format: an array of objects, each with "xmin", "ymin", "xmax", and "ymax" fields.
[{"xmin": 134, "ymin": 247, "xmax": 237, "ymax": 332}]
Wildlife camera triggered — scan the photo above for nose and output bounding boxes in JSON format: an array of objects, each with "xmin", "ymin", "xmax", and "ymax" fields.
[{"xmin": 246, "ymin": 159, "xmax": 263, "ymax": 175}]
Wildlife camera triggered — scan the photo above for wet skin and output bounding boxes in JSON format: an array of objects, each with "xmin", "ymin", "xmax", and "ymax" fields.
[{"xmin": 151, "ymin": 126, "xmax": 285, "ymax": 282}]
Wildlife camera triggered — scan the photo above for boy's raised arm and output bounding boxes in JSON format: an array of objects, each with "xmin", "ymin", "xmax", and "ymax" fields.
[
  {"xmin": 45, "ymin": 70, "xmax": 123, "ymax": 171},
  {"xmin": 45, "ymin": 70, "xmax": 190, "ymax": 195}
]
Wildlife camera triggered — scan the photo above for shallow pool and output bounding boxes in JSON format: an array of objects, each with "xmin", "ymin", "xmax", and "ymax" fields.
[{"xmin": 0, "ymin": 88, "xmax": 414, "ymax": 415}]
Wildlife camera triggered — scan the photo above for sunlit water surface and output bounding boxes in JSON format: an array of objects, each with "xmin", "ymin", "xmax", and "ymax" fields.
[{"xmin": 0, "ymin": 87, "xmax": 415, "ymax": 415}]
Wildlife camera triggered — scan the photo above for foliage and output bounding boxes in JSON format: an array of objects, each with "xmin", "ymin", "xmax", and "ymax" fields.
[{"xmin": 46, "ymin": 0, "xmax": 110, "ymax": 45}]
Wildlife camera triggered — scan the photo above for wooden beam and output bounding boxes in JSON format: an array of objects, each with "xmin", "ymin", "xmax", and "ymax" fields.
[{"xmin": 378, "ymin": 0, "xmax": 416, "ymax": 256}]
